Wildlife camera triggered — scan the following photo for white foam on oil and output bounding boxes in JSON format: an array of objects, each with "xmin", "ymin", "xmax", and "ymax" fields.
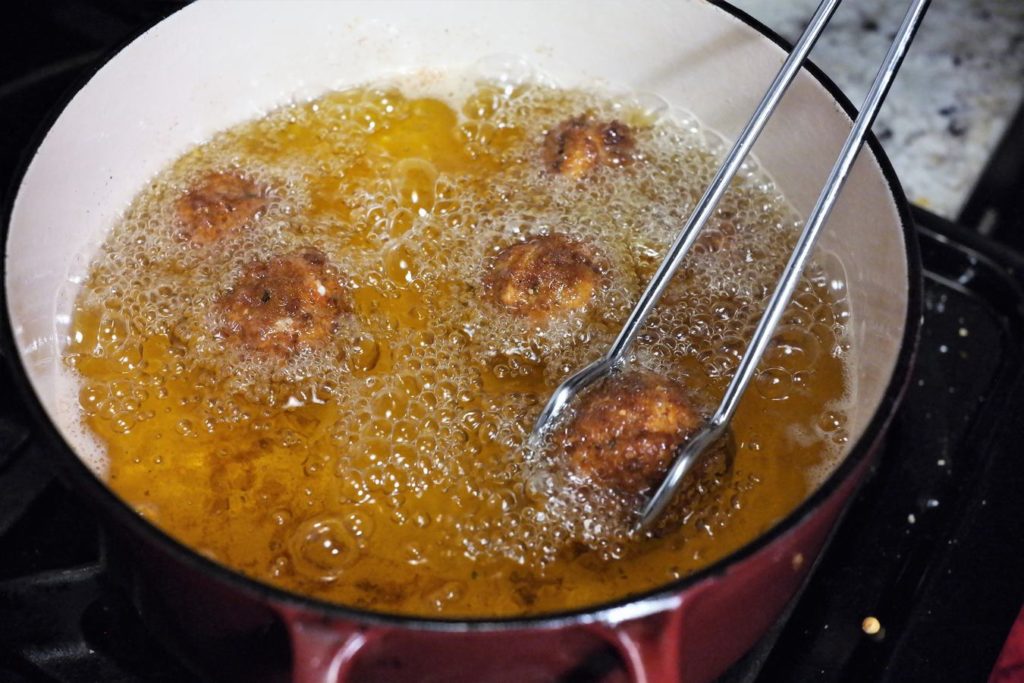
[{"xmin": 58, "ymin": 67, "xmax": 856, "ymax": 574}]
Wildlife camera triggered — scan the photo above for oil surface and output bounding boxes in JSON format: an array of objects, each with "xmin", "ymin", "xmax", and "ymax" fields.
[{"xmin": 65, "ymin": 77, "xmax": 851, "ymax": 617}]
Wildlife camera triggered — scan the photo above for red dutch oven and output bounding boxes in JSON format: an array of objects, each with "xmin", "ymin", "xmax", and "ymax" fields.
[{"xmin": 2, "ymin": 2, "xmax": 921, "ymax": 681}]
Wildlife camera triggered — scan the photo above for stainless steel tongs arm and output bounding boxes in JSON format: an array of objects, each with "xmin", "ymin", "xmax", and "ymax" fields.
[{"xmin": 639, "ymin": 0, "xmax": 931, "ymax": 530}]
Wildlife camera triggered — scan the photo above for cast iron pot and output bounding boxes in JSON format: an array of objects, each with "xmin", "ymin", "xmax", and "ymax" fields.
[{"xmin": 3, "ymin": 1, "xmax": 921, "ymax": 681}]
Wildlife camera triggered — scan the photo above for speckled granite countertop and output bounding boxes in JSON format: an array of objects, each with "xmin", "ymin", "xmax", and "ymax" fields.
[{"xmin": 730, "ymin": 0, "xmax": 1024, "ymax": 219}]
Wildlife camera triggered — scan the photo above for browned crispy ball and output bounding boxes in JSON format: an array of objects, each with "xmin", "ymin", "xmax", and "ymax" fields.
[
  {"xmin": 484, "ymin": 234, "xmax": 602, "ymax": 321},
  {"xmin": 542, "ymin": 116, "xmax": 636, "ymax": 178},
  {"xmin": 565, "ymin": 372, "xmax": 702, "ymax": 493},
  {"xmin": 216, "ymin": 248, "xmax": 350, "ymax": 357},
  {"xmin": 176, "ymin": 172, "xmax": 267, "ymax": 245}
]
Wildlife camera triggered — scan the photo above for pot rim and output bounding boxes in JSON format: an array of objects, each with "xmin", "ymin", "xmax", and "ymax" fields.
[{"xmin": 0, "ymin": 0, "xmax": 923, "ymax": 632}]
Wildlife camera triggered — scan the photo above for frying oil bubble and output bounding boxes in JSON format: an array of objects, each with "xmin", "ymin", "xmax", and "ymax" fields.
[
  {"xmin": 63, "ymin": 71, "xmax": 853, "ymax": 617},
  {"xmin": 289, "ymin": 515, "xmax": 361, "ymax": 580}
]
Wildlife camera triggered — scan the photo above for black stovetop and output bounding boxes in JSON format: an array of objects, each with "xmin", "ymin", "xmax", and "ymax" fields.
[{"xmin": 2, "ymin": 3, "xmax": 1024, "ymax": 682}]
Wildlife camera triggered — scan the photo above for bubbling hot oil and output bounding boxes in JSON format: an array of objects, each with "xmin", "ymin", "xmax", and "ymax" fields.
[{"xmin": 65, "ymin": 77, "xmax": 852, "ymax": 617}]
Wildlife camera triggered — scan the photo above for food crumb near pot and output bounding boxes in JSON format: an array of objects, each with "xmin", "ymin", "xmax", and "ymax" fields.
[{"xmin": 862, "ymin": 616, "xmax": 885, "ymax": 640}]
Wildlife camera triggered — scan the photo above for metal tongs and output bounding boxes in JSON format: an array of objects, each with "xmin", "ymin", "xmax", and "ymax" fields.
[{"xmin": 529, "ymin": 0, "xmax": 931, "ymax": 531}]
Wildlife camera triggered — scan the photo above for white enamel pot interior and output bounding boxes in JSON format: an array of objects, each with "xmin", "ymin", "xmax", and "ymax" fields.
[{"xmin": 4, "ymin": 0, "xmax": 917, "ymax": 678}]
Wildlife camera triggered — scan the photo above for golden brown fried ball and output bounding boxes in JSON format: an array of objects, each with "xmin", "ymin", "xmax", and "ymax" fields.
[
  {"xmin": 542, "ymin": 116, "xmax": 636, "ymax": 179},
  {"xmin": 564, "ymin": 371, "xmax": 703, "ymax": 494},
  {"xmin": 216, "ymin": 248, "xmax": 350, "ymax": 358},
  {"xmin": 483, "ymin": 234, "xmax": 603, "ymax": 321},
  {"xmin": 176, "ymin": 172, "xmax": 267, "ymax": 245}
]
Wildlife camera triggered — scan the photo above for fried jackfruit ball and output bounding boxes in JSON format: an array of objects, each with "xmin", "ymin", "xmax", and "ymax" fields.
[
  {"xmin": 483, "ymin": 234, "xmax": 603, "ymax": 321},
  {"xmin": 564, "ymin": 371, "xmax": 704, "ymax": 494},
  {"xmin": 175, "ymin": 171, "xmax": 267, "ymax": 245},
  {"xmin": 542, "ymin": 115, "xmax": 636, "ymax": 178},
  {"xmin": 216, "ymin": 248, "xmax": 350, "ymax": 358}
]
